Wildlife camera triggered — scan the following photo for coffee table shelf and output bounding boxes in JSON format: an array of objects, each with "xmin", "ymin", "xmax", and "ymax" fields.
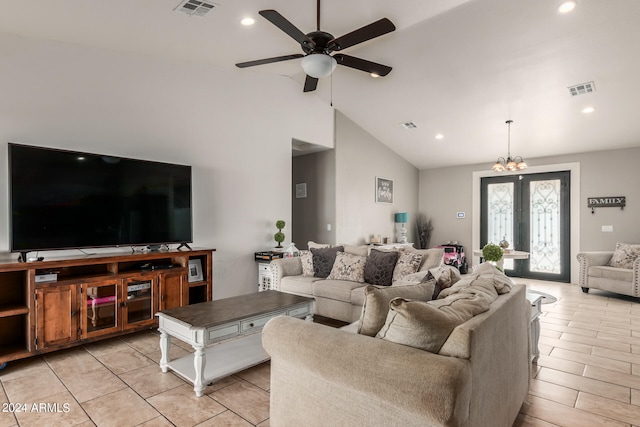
[{"xmin": 166, "ymin": 333, "xmax": 269, "ymax": 386}]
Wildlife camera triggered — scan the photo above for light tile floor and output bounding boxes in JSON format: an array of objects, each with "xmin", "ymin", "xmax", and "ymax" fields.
[{"xmin": 0, "ymin": 280, "xmax": 639, "ymax": 426}]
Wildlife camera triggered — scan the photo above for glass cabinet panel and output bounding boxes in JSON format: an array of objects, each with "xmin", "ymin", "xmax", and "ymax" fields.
[
  {"xmin": 84, "ymin": 281, "xmax": 118, "ymax": 336},
  {"xmin": 124, "ymin": 278, "xmax": 154, "ymax": 327}
]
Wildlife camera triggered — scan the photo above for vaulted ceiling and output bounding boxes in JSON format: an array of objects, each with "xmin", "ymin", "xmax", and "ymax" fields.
[{"xmin": 1, "ymin": 0, "xmax": 639, "ymax": 169}]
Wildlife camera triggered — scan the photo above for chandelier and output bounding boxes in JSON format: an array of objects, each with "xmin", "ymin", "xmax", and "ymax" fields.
[{"xmin": 491, "ymin": 120, "xmax": 527, "ymax": 172}]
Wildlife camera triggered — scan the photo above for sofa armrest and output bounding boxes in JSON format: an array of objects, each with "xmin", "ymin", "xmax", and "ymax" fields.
[
  {"xmin": 270, "ymin": 257, "xmax": 303, "ymax": 291},
  {"xmin": 577, "ymin": 251, "xmax": 613, "ymax": 288},
  {"xmin": 262, "ymin": 316, "xmax": 471, "ymax": 427}
]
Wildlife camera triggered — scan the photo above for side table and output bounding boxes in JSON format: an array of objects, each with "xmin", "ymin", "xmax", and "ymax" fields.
[
  {"xmin": 526, "ymin": 292, "xmax": 543, "ymax": 363},
  {"xmin": 254, "ymin": 251, "xmax": 283, "ymax": 291}
]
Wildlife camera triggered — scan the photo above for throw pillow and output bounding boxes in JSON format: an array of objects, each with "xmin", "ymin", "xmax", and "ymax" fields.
[
  {"xmin": 376, "ymin": 293, "xmax": 490, "ymax": 353},
  {"xmin": 327, "ymin": 252, "xmax": 367, "ymax": 283},
  {"xmin": 608, "ymin": 242, "xmax": 640, "ymax": 269},
  {"xmin": 357, "ymin": 279, "xmax": 436, "ymax": 336},
  {"xmin": 364, "ymin": 249, "xmax": 399, "ymax": 286},
  {"xmin": 299, "ymin": 250, "xmax": 314, "ymax": 277},
  {"xmin": 392, "ymin": 252, "xmax": 423, "ymax": 282},
  {"xmin": 310, "ymin": 246, "xmax": 344, "ymax": 278}
]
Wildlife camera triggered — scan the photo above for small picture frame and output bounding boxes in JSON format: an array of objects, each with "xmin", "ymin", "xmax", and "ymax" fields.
[
  {"xmin": 295, "ymin": 183, "xmax": 307, "ymax": 198},
  {"xmin": 375, "ymin": 177, "xmax": 394, "ymax": 204},
  {"xmin": 188, "ymin": 259, "xmax": 203, "ymax": 283}
]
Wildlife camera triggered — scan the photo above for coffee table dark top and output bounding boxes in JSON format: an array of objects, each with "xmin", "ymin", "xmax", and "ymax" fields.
[{"xmin": 156, "ymin": 290, "xmax": 313, "ymax": 329}]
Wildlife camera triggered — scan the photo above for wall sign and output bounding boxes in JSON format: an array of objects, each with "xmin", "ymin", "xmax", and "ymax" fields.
[{"xmin": 587, "ymin": 196, "xmax": 625, "ymax": 213}]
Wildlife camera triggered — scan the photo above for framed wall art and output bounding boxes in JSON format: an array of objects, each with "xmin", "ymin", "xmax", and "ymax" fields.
[{"xmin": 375, "ymin": 177, "xmax": 394, "ymax": 204}]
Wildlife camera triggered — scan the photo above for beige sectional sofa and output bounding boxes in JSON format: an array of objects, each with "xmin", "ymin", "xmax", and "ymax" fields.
[
  {"xmin": 263, "ymin": 265, "xmax": 530, "ymax": 427},
  {"xmin": 270, "ymin": 246, "xmax": 445, "ymax": 323}
]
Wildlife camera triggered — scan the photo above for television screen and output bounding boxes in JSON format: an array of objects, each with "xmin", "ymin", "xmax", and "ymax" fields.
[{"xmin": 9, "ymin": 143, "xmax": 192, "ymax": 253}]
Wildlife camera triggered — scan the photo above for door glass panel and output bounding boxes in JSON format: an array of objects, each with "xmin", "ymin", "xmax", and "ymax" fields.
[
  {"xmin": 529, "ymin": 179, "xmax": 561, "ymax": 274},
  {"xmin": 126, "ymin": 280, "xmax": 153, "ymax": 324},
  {"xmin": 86, "ymin": 284, "xmax": 117, "ymax": 333},
  {"xmin": 487, "ymin": 182, "xmax": 514, "ymax": 270}
]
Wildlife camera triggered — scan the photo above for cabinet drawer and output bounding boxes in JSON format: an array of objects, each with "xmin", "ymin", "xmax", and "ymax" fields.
[
  {"xmin": 288, "ymin": 304, "xmax": 311, "ymax": 318},
  {"xmin": 208, "ymin": 324, "xmax": 240, "ymax": 341},
  {"xmin": 258, "ymin": 263, "xmax": 272, "ymax": 273},
  {"xmin": 241, "ymin": 311, "xmax": 285, "ymax": 332}
]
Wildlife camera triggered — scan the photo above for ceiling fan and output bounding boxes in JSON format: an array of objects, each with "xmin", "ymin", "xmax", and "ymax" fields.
[{"xmin": 235, "ymin": 0, "xmax": 396, "ymax": 92}]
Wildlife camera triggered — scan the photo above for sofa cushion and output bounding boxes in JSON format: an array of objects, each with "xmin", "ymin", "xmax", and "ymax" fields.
[
  {"xmin": 589, "ymin": 265, "xmax": 634, "ymax": 282},
  {"xmin": 311, "ymin": 246, "xmax": 344, "ymax": 278},
  {"xmin": 376, "ymin": 293, "xmax": 490, "ymax": 353},
  {"xmin": 308, "ymin": 241, "xmax": 331, "ymax": 249},
  {"xmin": 426, "ymin": 265, "xmax": 461, "ymax": 299},
  {"xmin": 327, "ymin": 252, "xmax": 367, "ymax": 283},
  {"xmin": 608, "ymin": 242, "xmax": 640, "ymax": 269},
  {"xmin": 364, "ymin": 249, "xmax": 399, "ymax": 286},
  {"xmin": 437, "ymin": 264, "xmax": 511, "ymax": 305},
  {"xmin": 357, "ymin": 279, "xmax": 436, "ymax": 336},
  {"xmin": 299, "ymin": 250, "xmax": 314, "ymax": 277},
  {"xmin": 342, "ymin": 244, "xmax": 370, "ymax": 257},
  {"xmin": 280, "ymin": 275, "xmax": 323, "ymax": 296},
  {"xmin": 392, "ymin": 252, "xmax": 423, "ymax": 282},
  {"xmin": 312, "ymin": 279, "xmax": 366, "ymax": 302},
  {"xmin": 404, "ymin": 247, "xmax": 444, "ymax": 272}
]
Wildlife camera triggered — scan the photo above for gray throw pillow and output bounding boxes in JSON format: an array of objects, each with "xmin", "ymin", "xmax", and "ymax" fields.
[
  {"xmin": 310, "ymin": 246, "xmax": 344, "ymax": 278},
  {"xmin": 376, "ymin": 293, "xmax": 490, "ymax": 353},
  {"xmin": 357, "ymin": 279, "xmax": 436, "ymax": 336},
  {"xmin": 364, "ymin": 249, "xmax": 399, "ymax": 286}
]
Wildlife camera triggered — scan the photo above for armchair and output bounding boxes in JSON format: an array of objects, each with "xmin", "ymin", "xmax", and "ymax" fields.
[{"xmin": 577, "ymin": 251, "xmax": 640, "ymax": 297}]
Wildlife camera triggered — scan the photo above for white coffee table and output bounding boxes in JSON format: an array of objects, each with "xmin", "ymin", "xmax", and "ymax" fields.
[{"xmin": 156, "ymin": 290, "xmax": 314, "ymax": 397}]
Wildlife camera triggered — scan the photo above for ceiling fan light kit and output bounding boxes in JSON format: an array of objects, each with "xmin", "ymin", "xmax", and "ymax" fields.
[
  {"xmin": 235, "ymin": 0, "xmax": 395, "ymax": 92},
  {"xmin": 301, "ymin": 53, "xmax": 337, "ymax": 78},
  {"xmin": 492, "ymin": 120, "xmax": 528, "ymax": 172}
]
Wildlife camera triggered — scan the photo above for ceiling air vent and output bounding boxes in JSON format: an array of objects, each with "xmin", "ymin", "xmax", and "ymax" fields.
[
  {"xmin": 568, "ymin": 81, "xmax": 595, "ymax": 96},
  {"xmin": 174, "ymin": 0, "xmax": 217, "ymax": 17},
  {"xmin": 399, "ymin": 121, "xmax": 418, "ymax": 129}
]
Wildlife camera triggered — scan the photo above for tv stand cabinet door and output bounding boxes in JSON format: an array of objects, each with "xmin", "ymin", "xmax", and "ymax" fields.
[
  {"xmin": 35, "ymin": 284, "xmax": 79, "ymax": 350},
  {"xmin": 159, "ymin": 271, "xmax": 188, "ymax": 311}
]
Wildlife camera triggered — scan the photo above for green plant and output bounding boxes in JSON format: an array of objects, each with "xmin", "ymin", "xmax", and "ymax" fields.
[
  {"xmin": 274, "ymin": 220, "xmax": 286, "ymax": 248},
  {"xmin": 482, "ymin": 243, "xmax": 503, "ymax": 262}
]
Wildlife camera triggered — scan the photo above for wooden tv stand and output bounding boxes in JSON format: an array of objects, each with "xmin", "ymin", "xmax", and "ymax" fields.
[{"xmin": 0, "ymin": 248, "xmax": 214, "ymax": 365}]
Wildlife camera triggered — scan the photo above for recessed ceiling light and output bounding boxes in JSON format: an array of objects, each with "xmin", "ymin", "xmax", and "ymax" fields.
[
  {"xmin": 435, "ymin": 134, "xmax": 444, "ymax": 140},
  {"xmin": 582, "ymin": 106, "xmax": 595, "ymax": 114},
  {"xmin": 370, "ymin": 72, "xmax": 380, "ymax": 78},
  {"xmin": 558, "ymin": 1, "xmax": 577, "ymax": 14},
  {"xmin": 241, "ymin": 17, "xmax": 255, "ymax": 26}
]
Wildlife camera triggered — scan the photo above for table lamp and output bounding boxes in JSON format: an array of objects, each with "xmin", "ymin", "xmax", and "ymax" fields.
[{"xmin": 394, "ymin": 212, "xmax": 409, "ymax": 244}]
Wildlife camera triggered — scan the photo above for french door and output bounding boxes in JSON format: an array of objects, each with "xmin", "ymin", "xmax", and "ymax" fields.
[{"xmin": 480, "ymin": 171, "xmax": 570, "ymax": 282}]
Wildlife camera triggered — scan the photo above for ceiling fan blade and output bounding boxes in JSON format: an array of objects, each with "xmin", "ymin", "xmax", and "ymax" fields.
[
  {"xmin": 236, "ymin": 54, "xmax": 304, "ymax": 68},
  {"xmin": 334, "ymin": 54, "xmax": 392, "ymax": 76},
  {"xmin": 259, "ymin": 10, "xmax": 316, "ymax": 49},
  {"xmin": 328, "ymin": 18, "xmax": 395, "ymax": 51},
  {"xmin": 303, "ymin": 75, "xmax": 319, "ymax": 92}
]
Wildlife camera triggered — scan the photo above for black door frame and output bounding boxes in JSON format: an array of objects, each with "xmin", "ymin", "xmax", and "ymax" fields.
[{"xmin": 481, "ymin": 171, "xmax": 571, "ymax": 282}]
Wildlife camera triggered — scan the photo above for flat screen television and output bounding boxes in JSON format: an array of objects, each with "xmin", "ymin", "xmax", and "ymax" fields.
[{"xmin": 8, "ymin": 143, "xmax": 193, "ymax": 256}]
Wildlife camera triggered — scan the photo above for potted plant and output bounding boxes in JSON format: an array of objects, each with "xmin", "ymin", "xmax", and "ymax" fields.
[
  {"xmin": 274, "ymin": 220, "xmax": 286, "ymax": 248},
  {"xmin": 482, "ymin": 243, "xmax": 504, "ymax": 271}
]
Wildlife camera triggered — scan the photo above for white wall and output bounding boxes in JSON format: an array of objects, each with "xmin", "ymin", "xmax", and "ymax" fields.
[
  {"xmin": 335, "ymin": 111, "xmax": 419, "ymax": 245},
  {"xmin": 0, "ymin": 32, "xmax": 334, "ymax": 299}
]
